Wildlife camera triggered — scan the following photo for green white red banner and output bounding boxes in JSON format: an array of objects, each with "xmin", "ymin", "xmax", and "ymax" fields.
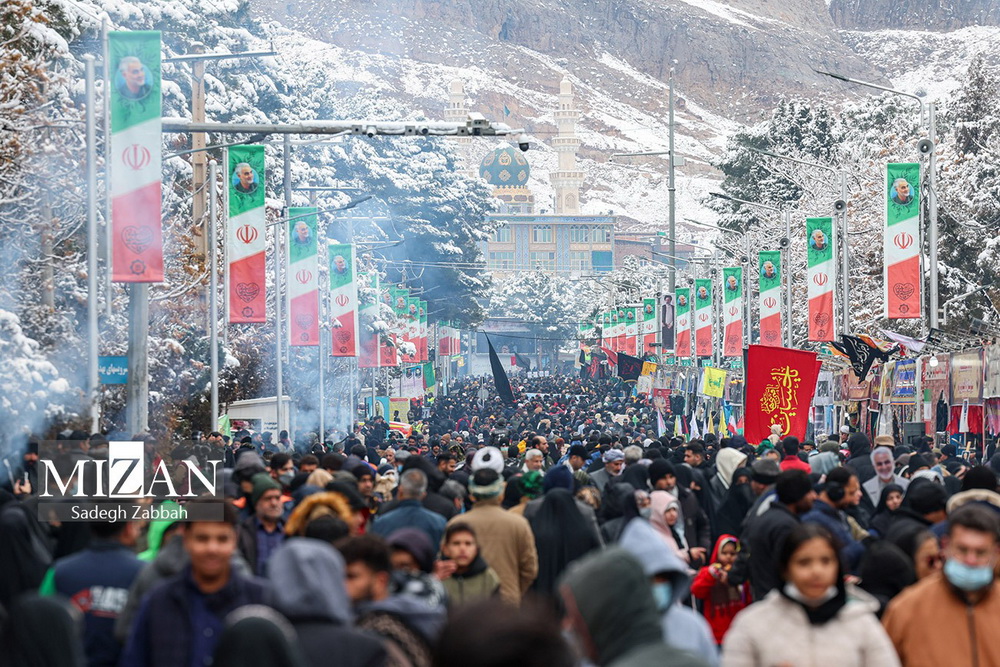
[
  {"xmin": 695, "ymin": 279, "xmax": 713, "ymax": 356},
  {"xmin": 625, "ymin": 306, "xmax": 638, "ymax": 356},
  {"xmin": 758, "ymin": 250, "xmax": 782, "ymax": 346},
  {"xmin": 109, "ymin": 31, "xmax": 163, "ymax": 282},
  {"xmin": 642, "ymin": 297, "xmax": 657, "ymax": 354},
  {"xmin": 806, "ymin": 217, "xmax": 836, "ymax": 341},
  {"xmin": 419, "ymin": 300, "xmax": 428, "ymax": 362},
  {"xmin": 225, "ymin": 145, "xmax": 266, "ymax": 323},
  {"xmin": 722, "ymin": 267, "xmax": 742, "ymax": 357},
  {"xmin": 358, "ymin": 272, "xmax": 379, "ymax": 367},
  {"xmin": 328, "ymin": 243, "xmax": 358, "ymax": 356},
  {"xmin": 675, "ymin": 288, "xmax": 691, "ymax": 358},
  {"xmin": 885, "ymin": 163, "xmax": 921, "ymax": 319},
  {"xmin": 287, "ymin": 208, "xmax": 319, "ymax": 346}
]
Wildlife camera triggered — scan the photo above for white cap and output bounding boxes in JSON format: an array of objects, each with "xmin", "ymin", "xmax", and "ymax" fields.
[{"xmin": 472, "ymin": 446, "xmax": 505, "ymax": 474}]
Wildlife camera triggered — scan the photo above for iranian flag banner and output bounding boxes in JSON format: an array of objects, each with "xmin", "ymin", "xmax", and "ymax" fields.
[
  {"xmin": 377, "ymin": 285, "xmax": 397, "ymax": 367},
  {"xmin": 287, "ymin": 208, "xmax": 319, "ymax": 346},
  {"xmin": 618, "ymin": 308, "xmax": 628, "ymax": 351},
  {"xmin": 694, "ymin": 278, "xmax": 713, "ymax": 357},
  {"xmin": 624, "ymin": 306, "xmax": 638, "ymax": 356},
  {"xmin": 745, "ymin": 345, "xmax": 821, "ymax": 443},
  {"xmin": 642, "ymin": 298, "xmax": 657, "ymax": 355},
  {"xmin": 758, "ymin": 250, "xmax": 782, "ymax": 346},
  {"xmin": 225, "ymin": 146, "xmax": 266, "ymax": 323},
  {"xmin": 807, "ymin": 217, "xmax": 836, "ymax": 341},
  {"xmin": 328, "ymin": 243, "xmax": 358, "ymax": 356},
  {"xmin": 885, "ymin": 163, "xmax": 921, "ymax": 319},
  {"xmin": 602, "ymin": 312, "xmax": 612, "ymax": 347},
  {"xmin": 675, "ymin": 288, "xmax": 691, "ymax": 358},
  {"xmin": 722, "ymin": 267, "xmax": 743, "ymax": 357},
  {"xmin": 109, "ymin": 31, "xmax": 163, "ymax": 282}
]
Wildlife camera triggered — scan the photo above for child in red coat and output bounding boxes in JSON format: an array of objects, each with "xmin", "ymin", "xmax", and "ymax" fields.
[{"xmin": 690, "ymin": 534, "xmax": 751, "ymax": 645}]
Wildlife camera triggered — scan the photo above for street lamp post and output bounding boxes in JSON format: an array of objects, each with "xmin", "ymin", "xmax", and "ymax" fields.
[
  {"xmin": 710, "ymin": 193, "xmax": 792, "ymax": 347},
  {"xmin": 814, "ymin": 69, "xmax": 938, "ymax": 329},
  {"xmin": 748, "ymin": 148, "xmax": 851, "ymax": 336}
]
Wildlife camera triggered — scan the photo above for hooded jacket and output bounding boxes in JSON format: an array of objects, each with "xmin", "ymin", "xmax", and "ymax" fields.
[
  {"xmin": 440, "ymin": 554, "xmax": 500, "ymax": 606},
  {"xmin": 690, "ymin": 535, "xmax": 751, "ymax": 644},
  {"xmin": 268, "ymin": 539, "xmax": 387, "ymax": 667},
  {"xmin": 722, "ymin": 587, "xmax": 898, "ymax": 667},
  {"xmin": 559, "ymin": 546, "xmax": 708, "ymax": 667},
  {"xmin": 619, "ymin": 520, "xmax": 719, "ymax": 666},
  {"xmin": 708, "ymin": 449, "xmax": 748, "ymax": 511}
]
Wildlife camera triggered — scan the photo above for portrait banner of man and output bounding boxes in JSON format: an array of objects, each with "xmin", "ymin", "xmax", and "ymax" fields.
[
  {"xmin": 722, "ymin": 267, "xmax": 743, "ymax": 357},
  {"xmin": 226, "ymin": 145, "xmax": 266, "ymax": 323},
  {"xmin": 758, "ymin": 250, "xmax": 783, "ymax": 347},
  {"xmin": 674, "ymin": 288, "xmax": 691, "ymax": 358},
  {"xmin": 287, "ymin": 208, "xmax": 319, "ymax": 347},
  {"xmin": 806, "ymin": 217, "xmax": 836, "ymax": 342},
  {"xmin": 329, "ymin": 243, "xmax": 359, "ymax": 357},
  {"xmin": 694, "ymin": 278, "xmax": 713, "ymax": 357},
  {"xmin": 885, "ymin": 163, "xmax": 922, "ymax": 319},
  {"xmin": 109, "ymin": 31, "xmax": 164, "ymax": 283}
]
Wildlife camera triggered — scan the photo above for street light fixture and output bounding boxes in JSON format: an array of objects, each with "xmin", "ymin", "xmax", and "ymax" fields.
[
  {"xmin": 747, "ymin": 146, "xmax": 851, "ymax": 335},
  {"xmin": 814, "ymin": 68, "xmax": 939, "ymax": 330},
  {"xmin": 710, "ymin": 192, "xmax": 793, "ymax": 347}
]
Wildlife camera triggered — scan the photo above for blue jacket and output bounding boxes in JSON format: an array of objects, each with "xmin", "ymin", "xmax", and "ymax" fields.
[
  {"xmin": 802, "ymin": 499, "xmax": 866, "ymax": 574},
  {"xmin": 370, "ymin": 499, "xmax": 447, "ymax": 547},
  {"xmin": 44, "ymin": 540, "xmax": 144, "ymax": 667},
  {"xmin": 119, "ymin": 565, "xmax": 270, "ymax": 667}
]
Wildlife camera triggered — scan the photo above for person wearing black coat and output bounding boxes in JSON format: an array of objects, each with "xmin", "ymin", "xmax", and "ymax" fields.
[{"xmin": 739, "ymin": 470, "xmax": 816, "ymax": 601}]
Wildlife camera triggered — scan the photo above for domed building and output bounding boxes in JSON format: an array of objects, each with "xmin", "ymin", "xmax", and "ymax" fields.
[{"xmin": 479, "ymin": 146, "xmax": 535, "ymax": 214}]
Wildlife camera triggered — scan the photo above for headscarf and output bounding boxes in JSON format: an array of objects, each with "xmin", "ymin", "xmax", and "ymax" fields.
[
  {"xmin": 810, "ymin": 451, "xmax": 840, "ymax": 476},
  {"xmin": 648, "ymin": 490, "xmax": 687, "ymax": 561},
  {"xmin": 714, "ymin": 448, "xmax": 747, "ymax": 490},
  {"xmin": 712, "ymin": 466, "xmax": 754, "ymax": 540},
  {"xmin": 213, "ymin": 605, "xmax": 306, "ymax": 667},
  {"xmin": 528, "ymin": 488, "xmax": 601, "ymax": 595},
  {"xmin": 0, "ymin": 594, "xmax": 86, "ymax": 667},
  {"xmin": 0, "ymin": 503, "xmax": 52, "ymax": 609}
]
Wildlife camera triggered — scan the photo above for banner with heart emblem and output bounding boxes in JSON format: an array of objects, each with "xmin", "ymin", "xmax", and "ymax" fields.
[
  {"xmin": 806, "ymin": 217, "xmax": 836, "ymax": 341},
  {"xmin": 642, "ymin": 298, "xmax": 657, "ymax": 355},
  {"xmin": 287, "ymin": 208, "xmax": 319, "ymax": 346},
  {"xmin": 328, "ymin": 242, "xmax": 358, "ymax": 356},
  {"xmin": 675, "ymin": 288, "xmax": 691, "ymax": 358},
  {"xmin": 109, "ymin": 31, "xmax": 163, "ymax": 282},
  {"xmin": 225, "ymin": 146, "xmax": 266, "ymax": 323},
  {"xmin": 695, "ymin": 279, "xmax": 713, "ymax": 356},
  {"xmin": 722, "ymin": 267, "xmax": 743, "ymax": 357},
  {"xmin": 406, "ymin": 297, "xmax": 421, "ymax": 363},
  {"xmin": 885, "ymin": 163, "xmax": 921, "ymax": 319},
  {"xmin": 758, "ymin": 250, "xmax": 782, "ymax": 347}
]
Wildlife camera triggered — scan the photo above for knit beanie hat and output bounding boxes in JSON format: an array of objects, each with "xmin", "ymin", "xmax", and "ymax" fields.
[
  {"xmin": 250, "ymin": 472, "xmax": 281, "ymax": 507},
  {"xmin": 647, "ymin": 459, "xmax": 675, "ymax": 486},
  {"xmin": 543, "ymin": 465, "xmax": 574, "ymax": 493},
  {"xmin": 751, "ymin": 458, "xmax": 780, "ymax": 485}
]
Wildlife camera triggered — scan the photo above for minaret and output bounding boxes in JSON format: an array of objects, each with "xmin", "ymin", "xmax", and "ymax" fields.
[
  {"xmin": 444, "ymin": 78, "xmax": 471, "ymax": 173},
  {"xmin": 550, "ymin": 77, "xmax": 584, "ymax": 215}
]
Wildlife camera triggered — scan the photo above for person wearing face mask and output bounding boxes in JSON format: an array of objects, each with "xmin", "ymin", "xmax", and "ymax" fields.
[
  {"xmin": 722, "ymin": 523, "xmax": 898, "ymax": 667},
  {"xmin": 882, "ymin": 504, "xmax": 1000, "ymax": 667},
  {"xmin": 559, "ymin": 546, "xmax": 708, "ymax": 667},
  {"xmin": 864, "ymin": 446, "xmax": 908, "ymax": 508},
  {"xmin": 619, "ymin": 520, "xmax": 719, "ymax": 666}
]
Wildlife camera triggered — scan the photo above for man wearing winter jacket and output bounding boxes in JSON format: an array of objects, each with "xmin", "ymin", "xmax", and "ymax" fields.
[{"xmin": 40, "ymin": 520, "xmax": 144, "ymax": 667}]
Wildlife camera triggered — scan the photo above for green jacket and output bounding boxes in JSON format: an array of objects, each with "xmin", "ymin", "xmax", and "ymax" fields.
[{"xmin": 441, "ymin": 556, "xmax": 500, "ymax": 607}]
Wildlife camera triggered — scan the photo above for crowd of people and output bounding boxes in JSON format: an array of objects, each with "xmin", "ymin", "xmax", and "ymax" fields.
[{"xmin": 2, "ymin": 372, "xmax": 1000, "ymax": 667}]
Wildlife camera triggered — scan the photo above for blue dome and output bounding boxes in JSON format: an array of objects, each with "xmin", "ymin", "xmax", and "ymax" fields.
[{"xmin": 479, "ymin": 146, "xmax": 530, "ymax": 186}]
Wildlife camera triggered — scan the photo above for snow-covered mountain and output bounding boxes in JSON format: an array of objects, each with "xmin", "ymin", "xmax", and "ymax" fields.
[{"xmin": 251, "ymin": 0, "xmax": 999, "ymax": 235}]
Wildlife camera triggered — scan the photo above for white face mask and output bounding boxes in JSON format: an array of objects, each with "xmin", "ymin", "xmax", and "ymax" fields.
[{"xmin": 783, "ymin": 582, "xmax": 837, "ymax": 606}]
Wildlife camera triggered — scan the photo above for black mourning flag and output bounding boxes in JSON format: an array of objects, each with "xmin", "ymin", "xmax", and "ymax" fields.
[
  {"xmin": 830, "ymin": 334, "xmax": 896, "ymax": 383},
  {"xmin": 487, "ymin": 337, "xmax": 516, "ymax": 405},
  {"xmin": 617, "ymin": 352, "xmax": 644, "ymax": 382},
  {"xmin": 514, "ymin": 352, "xmax": 532, "ymax": 370}
]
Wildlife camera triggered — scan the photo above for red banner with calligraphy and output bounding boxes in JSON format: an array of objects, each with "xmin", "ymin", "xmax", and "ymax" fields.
[{"xmin": 745, "ymin": 345, "xmax": 822, "ymax": 443}]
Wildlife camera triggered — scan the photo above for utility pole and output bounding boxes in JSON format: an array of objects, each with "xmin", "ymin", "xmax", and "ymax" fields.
[
  {"xmin": 189, "ymin": 43, "xmax": 208, "ymax": 268},
  {"xmin": 85, "ymin": 55, "xmax": 100, "ymax": 434},
  {"xmin": 208, "ymin": 159, "xmax": 219, "ymax": 429},
  {"xmin": 668, "ymin": 77, "xmax": 677, "ymax": 296}
]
